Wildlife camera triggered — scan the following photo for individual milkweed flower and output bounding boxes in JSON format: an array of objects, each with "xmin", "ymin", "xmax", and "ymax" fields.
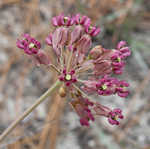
[
  {"xmin": 93, "ymin": 102, "xmax": 124, "ymax": 125},
  {"xmin": 45, "ymin": 33, "xmax": 52, "ymax": 46},
  {"xmin": 115, "ymin": 80, "xmax": 129, "ymax": 97},
  {"xmin": 17, "ymin": 14, "xmax": 131, "ymax": 126},
  {"xmin": 108, "ymin": 108, "xmax": 124, "ymax": 125},
  {"xmin": 16, "ymin": 33, "xmax": 41, "ymax": 55},
  {"xmin": 111, "ymin": 51, "xmax": 125, "ymax": 74},
  {"xmin": 59, "ymin": 68, "xmax": 77, "ymax": 86},
  {"xmin": 96, "ymin": 76, "xmax": 118, "ymax": 96},
  {"xmin": 17, "ymin": 34, "xmax": 50, "ymax": 65},
  {"xmin": 52, "ymin": 13, "xmax": 74, "ymax": 27},
  {"xmin": 117, "ymin": 41, "xmax": 131, "ymax": 58}
]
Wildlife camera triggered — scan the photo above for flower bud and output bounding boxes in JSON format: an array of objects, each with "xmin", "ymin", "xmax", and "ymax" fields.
[
  {"xmin": 46, "ymin": 33, "xmax": 52, "ymax": 46},
  {"xmin": 60, "ymin": 27, "xmax": 69, "ymax": 46},
  {"xmin": 52, "ymin": 27, "xmax": 63, "ymax": 55},
  {"xmin": 70, "ymin": 25, "xmax": 84, "ymax": 45},
  {"xmin": 89, "ymin": 45, "xmax": 103, "ymax": 60},
  {"xmin": 90, "ymin": 27, "xmax": 100, "ymax": 37},
  {"xmin": 117, "ymin": 41, "xmax": 126, "ymax": 49},
  {"xmin": 59, "ymin": 87, "xmax": 66, "ymax": 97},
  {"xmin": 76, "ymin": 34, "xmax": 91, "ymax": 54}
]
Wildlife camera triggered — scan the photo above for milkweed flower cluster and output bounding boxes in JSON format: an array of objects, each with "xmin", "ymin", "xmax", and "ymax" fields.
[{"xmin": 17, "ymin": 14, "xmax": 131, "ymax": 127}]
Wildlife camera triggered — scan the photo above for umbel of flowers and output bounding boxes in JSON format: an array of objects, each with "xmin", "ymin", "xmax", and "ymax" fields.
[{"xmin": 17, "ymin": 14, "xmax": 131, "ymax": 127}]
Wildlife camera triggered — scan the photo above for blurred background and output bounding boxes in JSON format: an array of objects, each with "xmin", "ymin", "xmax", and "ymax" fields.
[{"xmin": 0, "ymin": 0, "xmax": 150, "ymax": 148}]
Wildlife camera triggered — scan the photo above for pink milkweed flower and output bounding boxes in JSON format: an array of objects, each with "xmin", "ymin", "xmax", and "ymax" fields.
[
  {"xmin": 117, "ymin": 41, "xmax": 127, "ymax": 49},
  {"xmin": 96, "ymin": 76, "xmax": 117, "ymax": 96},
  {"xmin": 73, "ymin": 13, "xmax": 80, "ymax": 24},
  {"xmin": 108, "ymin": 108, "xmax": 124, "ymax": 125},
  {"xmin": 16, "ymin": 34, "xmax": 41, "ymax": 55},
  {"xmin": 111, "ymin": 51, "xmax": 125, "ymax": 74},
  {"xmin": 111, "ymin": 40, "xmax": 131, "ymax": 74},
  {"xmin": 59, "ymin": 68, "xmax": 77, "ymax": 86},
  {"xmin": 45, "ymin": 33, "xmax": 52, "ymax": 46},
  {"xmin": 115, "ymin": 80, "xmax": 129, "ymax": 97},
  {"xmin": 80, "ymin": 15, "xmax": 91, "ymax": 31},
  {"xmin": 52, "ymin": 14, "xmax": 74, "ymax": 27},
  {"xmin": 17, "ymin": 34, "xmax": 50, "ymax": 66},
  {"xmin": 117, "ymin": 41, "xmax": 131, "ymax": 59},
  {"xmin": 93, "ymin": 103, "xmax": 124, "ymax": 125},
  {"xmin": 89, "ymin": 26, "xmax": 101, "ymax": 37},
  {"xmin": 17, "ymin": 14, "xmax": 131, "ymax": 127},
  {"xmin": 52, "ymin": 14, "xmax": 65, "ymax": 27}
]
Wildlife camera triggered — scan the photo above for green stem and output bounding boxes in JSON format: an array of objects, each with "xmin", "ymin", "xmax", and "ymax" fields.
[{"xmin": 0, "ymin": 80, "xmax": 62, "ymax": 143}]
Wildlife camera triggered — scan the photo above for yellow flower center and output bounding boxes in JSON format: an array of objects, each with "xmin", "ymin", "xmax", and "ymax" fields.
[
  {"xmin": 64, "ymin": 17, "xmax": 68, "ymax": 23},
  {"xmin": 65, "ymin": 74, "xmax": 71, "ymax": 81},
  {"xmin": 117, "ymin": 57, "xmax": 121, "ymax": 62},
  {"xmin": 112, "ymin": 115, "xmax": 118, "ymax": 120},
  {"xmin": 101, "ymin": 84, "xmax": 107, "ymax": 90},
  {"xmin": 29, "ymin": 43, "xmax": 35, "ymax": 49}
]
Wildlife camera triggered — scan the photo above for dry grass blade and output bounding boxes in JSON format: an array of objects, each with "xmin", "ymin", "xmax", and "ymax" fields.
[{"xmin": 38, "ymin": 94, "xmax": 66, "ymax": 149}]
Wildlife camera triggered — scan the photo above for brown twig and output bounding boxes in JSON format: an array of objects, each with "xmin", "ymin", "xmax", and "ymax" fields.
[
  {"xmin": 38, "ymin": 94, "xmax": 66, "ymax": 149},
  {"xmin": 0, "ymin": 80, "xmax": 61, "ymax": 143}
]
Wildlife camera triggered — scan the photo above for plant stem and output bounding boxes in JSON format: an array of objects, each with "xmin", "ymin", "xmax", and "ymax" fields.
[
  {"xmin": 67, "ymin": 49, "xmax": 73, "ymax": 72},
  {"xmin": 0, "ymin": 80, "xmax": 62, "ymax": 143},
  {"xmin": 48, "ymin": 64, "xmax": 61, "ymax": 74},
  {"xmin": 73, "ymin": 84, "xmax": 95, "ymax": 102}
]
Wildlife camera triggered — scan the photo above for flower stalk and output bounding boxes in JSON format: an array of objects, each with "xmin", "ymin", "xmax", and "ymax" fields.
[{"xmin": 0, "ymin": 80, "xmax": 62, "ymax": 143}]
